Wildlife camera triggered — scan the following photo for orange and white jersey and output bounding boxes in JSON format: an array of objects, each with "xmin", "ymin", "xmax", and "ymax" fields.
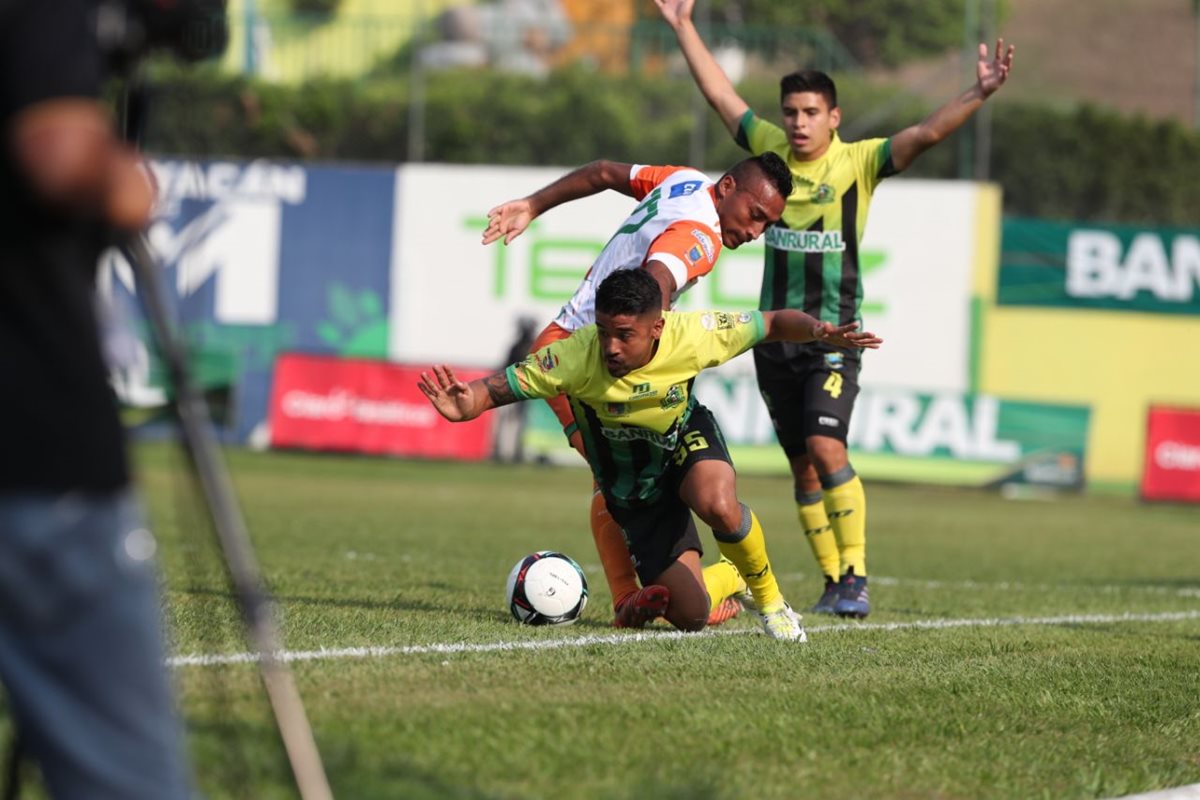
[{"xmin": 553, "ymin": 165, "xmax": 724, "ymax": 331}]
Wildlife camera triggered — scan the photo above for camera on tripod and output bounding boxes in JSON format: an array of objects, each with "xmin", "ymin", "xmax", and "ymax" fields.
[{"xmin": 93, "ymin": 0, "xmax": 229, "ymax": 75}]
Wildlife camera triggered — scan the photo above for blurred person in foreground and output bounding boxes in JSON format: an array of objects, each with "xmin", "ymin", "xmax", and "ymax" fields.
[
  {"xmin": 658, "ymin": 0, "xmax": 1015, "ymax": 617},
  {"xmin": 420, "ymin": 268, "xmax": 883, "ymax": 641},
  {"xmin": 0, "ymin": 0, "xmax": 191, "ymax": 797},
  {"xmin": 483, "ymin": 154, "xmax": 791, "ymax": 629}
]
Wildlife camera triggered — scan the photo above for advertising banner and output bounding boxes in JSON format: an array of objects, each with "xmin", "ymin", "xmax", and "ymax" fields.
[
  {"xmin": 269, "ymin": 353, "xmax": 494, "ymax": 459},
  {"xmin": 1141, "ymin": 405, "xmax": 1200, "ymax": 502},
  {"xmin": 521, "ymin": 355, "xmax": 1090, "ymax": 489},
  {"xmin": 999, "ymin": 219, "xmax": 1200, "ymax": 315},
  {"xmin": 101, "ymin": 159, "xmax": 397, "ymax": 443},
  {"xmin": 391, "ymin": 167, "xmax": 984, "ymax": 395}
]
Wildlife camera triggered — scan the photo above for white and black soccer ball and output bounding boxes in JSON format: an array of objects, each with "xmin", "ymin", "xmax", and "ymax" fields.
[{"xmin": 505, "ymin": 551, "xmax": 588, "ymax": 626}]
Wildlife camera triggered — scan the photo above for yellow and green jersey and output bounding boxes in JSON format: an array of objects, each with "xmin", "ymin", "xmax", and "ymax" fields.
[
  {"xmin": 506, "ymin": 309, "xmax": 765, "ymax": 505},
  {"xmin": 737, "ymin": 111, "xmax": 898, "ymax": 326}
]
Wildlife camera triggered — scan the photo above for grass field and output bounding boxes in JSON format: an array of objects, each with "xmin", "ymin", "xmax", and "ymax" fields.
[{"xmin": 5, "ymin": 444, "xmax": 1200, "ymax": 799}]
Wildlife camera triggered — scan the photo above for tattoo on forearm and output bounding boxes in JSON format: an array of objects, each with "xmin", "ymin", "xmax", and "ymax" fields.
[{"xmin": 484, "ymin": 373, "xmax": 517, "ymax": 408}]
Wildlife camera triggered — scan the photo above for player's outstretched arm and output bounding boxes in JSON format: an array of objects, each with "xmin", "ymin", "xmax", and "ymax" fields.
[
  {"xmin": 656, "ymin": 0, "xmax": 750, "ymax": 139},
  {"xmin": 889, "ymin": 39, "xmax": 1015, "ymax": 172},
  {"xmin": 482, "ymin": 159, "xmax": 635, "ymax": 246},
  {"xmin": 761, "ymin": 310, "xmax": 883, "ymax": 350},
  {"xmin": 417, "ymin": 366, "xmax": 521, "ymax": 422}
]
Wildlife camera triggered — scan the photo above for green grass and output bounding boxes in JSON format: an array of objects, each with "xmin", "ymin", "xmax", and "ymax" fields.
[{"xmin": 6, "ymin": 444, "xmax": 1200, "ymax": 799}]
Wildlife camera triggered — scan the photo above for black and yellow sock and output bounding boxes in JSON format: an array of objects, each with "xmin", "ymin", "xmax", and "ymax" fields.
[
  {"xmin": 796, "ymin": 488, "xmax": 839, "ymax": 582},
  {"xmin": 713, "ymin": 503, "xmax": 784, "ymax": 611},
  {"xmin": 821, "ymin": 465, "xmax": 867, "ymax": 577},
  {"xmin": 701, "ymin": 559, "xmax": 745, "ymax": 614}
]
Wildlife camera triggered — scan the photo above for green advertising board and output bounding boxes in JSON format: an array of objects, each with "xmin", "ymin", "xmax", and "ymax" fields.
[{"xmin": 999, "ymin": 218, "xmax": 1200, "ymax": 314}]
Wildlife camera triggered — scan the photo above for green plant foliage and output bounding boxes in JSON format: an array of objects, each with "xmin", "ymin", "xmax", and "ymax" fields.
[
  {"xmin": 641, "ymin": 0, "xmax": 1004, "ymax": 66},
  {"xmin": 138, "ymin": 66, "xmax": 1200, "ymax": 226}
]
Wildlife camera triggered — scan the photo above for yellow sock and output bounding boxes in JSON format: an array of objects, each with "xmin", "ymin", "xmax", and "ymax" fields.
[
  {"xmin": 797, "ymin": 490, "xmax": 839, "ymax": 581},
  {"xmin": 590, "ymin": 488, "xmax": 641, "ymax": 609},
  {"xmin": 714, "ymin": 504, "xmax": 784, "ymax": 611},
  {"xmin": 822, "ymin": 467, "xmax": 867, "ymax": 577},
  {"xmin": 701, "ymin": 558, "xmax": 746, "ymax": 613}
]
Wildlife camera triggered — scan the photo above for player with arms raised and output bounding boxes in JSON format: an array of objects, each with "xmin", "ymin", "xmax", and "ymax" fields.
[{"xmin": 657, "ymin": 0, "xmax": 1015, "ymax": 617}]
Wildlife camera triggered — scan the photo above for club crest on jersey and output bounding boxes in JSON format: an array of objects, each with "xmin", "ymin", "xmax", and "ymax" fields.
[
  {"xmin": 701, "ymin": 312, "xmax": 737, "ymax": 331},
  {"xmin": 537, "ymin": 350, "xmax": 560, "ymax": 372},
  {"xmin": 669, "ymin": 180, "xmax": 704, "ymax": 198},
  {"xmin": 824, "ymin": 352, "xmax": 844, "ymax": 370},
  {"xmin": 659, "ymin": 384, "xmax": 686, "ymax": 410},
  {"xmin": 813, "ymin": 183, "xmax": 836, "ymax": 204},
  {"xmin": 691, "ymin": 229, "xmax": 715, "ymax": 262}
]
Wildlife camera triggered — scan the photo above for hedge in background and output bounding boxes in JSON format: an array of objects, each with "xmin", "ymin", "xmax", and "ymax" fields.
[{"xmin": 139, "ymin": 66, "xmax": 1200, "ymax": 226}]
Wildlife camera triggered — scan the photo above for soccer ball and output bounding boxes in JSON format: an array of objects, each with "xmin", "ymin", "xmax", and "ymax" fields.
[{"xmin": 505, "ymin": 551, "xmax": 588, "ymax": 626}]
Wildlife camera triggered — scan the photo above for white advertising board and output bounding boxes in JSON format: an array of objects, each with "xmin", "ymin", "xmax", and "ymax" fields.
[{"xmin": 391, "ymin": 164, "xmax": 983, "ymax": 394}]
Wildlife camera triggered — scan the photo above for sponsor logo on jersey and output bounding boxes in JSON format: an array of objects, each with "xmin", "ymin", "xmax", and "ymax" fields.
[
  {"xmin": 537, "ymin": 351, "xmax": 559, "ymax": 372},
  {"xmin": 659, "ymin": 384, "xmax": 686, "ymax": 410},
  {"xmin": 630, "ymin": 382, "xmax": 656, "ymax": 399},
  {"xmin": 691, "ymin": 229, "xmax": 716, "ymax": 262},
  {"xmin": 601, "ymin": 425, "xmax": 679, "ymax": 449},
  {"xmin": 813, "ymin": 183, "xmax": 836, "ymax": 204},
  {"xmin": 686, "ymin": 245, "xmax": 703, "ymax": 265},
  {"xmin": 765, "ymin": 227, "xmax": 845, "ymax": 253},
  {"xmin": 824, "ymin": 352, "xmax": 844, "ymax": 370},
  {"xmin": 818, "ymin": 415, "xmax": 840, "ymax": 428},
  {"xmin": 669, "ymin": 180, "xmax": 704, "ymax": 198}
]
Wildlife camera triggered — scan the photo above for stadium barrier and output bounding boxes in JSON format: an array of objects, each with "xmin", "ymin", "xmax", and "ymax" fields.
[
  {"xmin": 98, "ymin": 158, "xmax": 1200, "ymax": 492},
  {"xmin": 1140, "ymin": 405, "xmax": 1200, "ymax": 503}
]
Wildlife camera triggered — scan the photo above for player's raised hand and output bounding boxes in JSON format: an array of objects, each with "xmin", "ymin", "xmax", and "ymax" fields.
[
  {"xmin": 482, "ymin": 199, "xmax": 536, "ymax": 246},
  {"xmin": 812, "ymin": 321, "xmax": 883, "ymax": 350},
  {"xmin": 977, "ymin": 38, "xmax": 1015, "ymax": 97},
  {"xmin": 417, "ymin": 365, "xmax": 476, "ymax": 421},
  {"xmin": 654, "ymin": 0, "xmax": 694, "ymax": 28}
]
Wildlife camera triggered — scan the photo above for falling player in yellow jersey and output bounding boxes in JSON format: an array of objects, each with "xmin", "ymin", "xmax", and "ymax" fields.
[
  {"xmin": 419, "ymin": 269, "xmax": 882, "ymax": 640},
  {"xmin": 483, "ymin": 154, "xmax": 793, "ymax": 629},
  {"xmin": 657, "ymin": 0, "xmax": 1015, "ymax": 617}
]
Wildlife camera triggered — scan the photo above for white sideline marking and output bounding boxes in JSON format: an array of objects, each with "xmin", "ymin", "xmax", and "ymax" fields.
[
  {"xmin": 1106, "ymin": 784, "xmax": 1200, "ymax": 800},
  {"xmin": 169, "ymin": 610, "xmax": 1200, "ymax": 668},
  {"xmin": 775, "ymin": 574, "xmax": 1200, "ymax": 599}
]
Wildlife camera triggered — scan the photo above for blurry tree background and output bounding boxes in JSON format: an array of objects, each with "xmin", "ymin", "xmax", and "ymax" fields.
[{"xmin": 134, "ymin": 0, "xmax": 1200, "ymax": 225}]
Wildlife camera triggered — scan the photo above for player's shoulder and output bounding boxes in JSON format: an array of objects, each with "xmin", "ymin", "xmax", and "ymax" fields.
[
  {"xmin": 672, "ymin": 309, "xmax": 759, "ymax": 334},
  {"xmin": 837, "ymin": 135, "xmax": 890, "ymax": 160},
  {"xmin": 637, "ymin": 165, "xmax": 712, "ymax": 196}
]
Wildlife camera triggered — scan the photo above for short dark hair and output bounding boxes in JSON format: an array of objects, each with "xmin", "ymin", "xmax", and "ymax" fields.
[
  {"xmin": 595, "ymin": 269, "xmax": 662, "ymax": 317},
  {"xmin": 780, "ymin": 70, "xmax": 837, "ymax": 109},
  {"xmin": 729, "ymin": 152, "xmax": 793, "ymax": 201}
]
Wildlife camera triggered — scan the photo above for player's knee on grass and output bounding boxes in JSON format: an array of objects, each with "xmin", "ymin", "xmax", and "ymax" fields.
[
  {"xmin": 654, "ymin": 552, "xmax": 710, "ymax": 632},
  {"xmin": 665, "ymin": 592, "xmax": 709, "ymax": 632}
]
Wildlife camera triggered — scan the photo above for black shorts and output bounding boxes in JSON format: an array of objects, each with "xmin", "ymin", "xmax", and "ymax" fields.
[
  {"xmin": 753, "ymin": 341, "xmax": 862, "ymax": 459},
  {"xmin": 604, "ymin": 404, "xmax": 732, "ymax": 585}
]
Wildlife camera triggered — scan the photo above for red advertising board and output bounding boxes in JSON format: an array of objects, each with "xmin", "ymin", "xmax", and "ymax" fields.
[
  {"xmin": 1141, "ymin": 405, "xmax": 1200, "ymax": 503},
  {"xmin": 268, "ymin": 353, "xmax": 494, "ymax": 460}
]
